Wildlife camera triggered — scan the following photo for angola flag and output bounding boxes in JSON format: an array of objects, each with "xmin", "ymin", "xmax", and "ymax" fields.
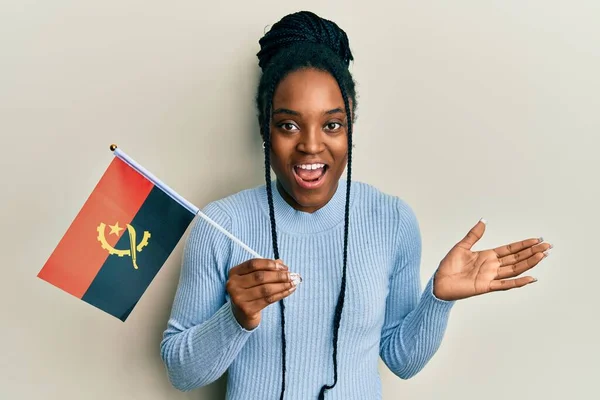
[{"xmin": 37, "ymin": 146, "xmax": 196, "ymax": 321}]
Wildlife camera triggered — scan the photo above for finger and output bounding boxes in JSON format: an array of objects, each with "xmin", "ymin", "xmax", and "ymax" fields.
[
  {"xmin": 229, "ymin": 258, "xmax": 287, "ymax": 277},
  {"xmin": 239, "ymin": 270, "xmax": 293, "ymax": 289},
  {"xmin": 496, "ymin": 250, "xmax": 548, "ymax": 279},
  {"xmin": 493, "ymin": 237, "xmax": 545, "ymax": 258},
  {"xmin": 497, "ymin": 242, "xmax": 552, "ymax": 267},
  {"xmin": 239, "ymin": 282, "xmax": 297, "ymax": 302},
  {"xmin": 457, "ymin": 218, "xmax": 486, "ymax": 250},
  {"xmin": 249, "ymin": 285, "xmax": 298, "ymax": 310},
  {"xmin": 489, "ymin": 276, "xmax": 537, "ymax": 291}
]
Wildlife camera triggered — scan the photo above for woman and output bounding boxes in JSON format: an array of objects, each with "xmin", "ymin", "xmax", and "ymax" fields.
[{"xmin": 160, "ymin": 11, "xmax": 551, "ymax": 400}]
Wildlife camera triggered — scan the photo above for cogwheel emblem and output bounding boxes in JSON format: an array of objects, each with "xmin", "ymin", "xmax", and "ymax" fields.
[{"xmin": 97, "ymin": 222, "xmax": 151, "ymax": 270}]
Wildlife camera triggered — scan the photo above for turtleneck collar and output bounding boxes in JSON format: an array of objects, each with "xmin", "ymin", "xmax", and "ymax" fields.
[{"xmin": 257, "ymin": 179, "xmax": 352, "ymax": 234}]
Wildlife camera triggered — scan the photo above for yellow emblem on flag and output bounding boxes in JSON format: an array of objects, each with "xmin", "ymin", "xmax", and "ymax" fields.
[{"xmin": 96, "ymin": 222, "xmax": 151, "ymax": 270}]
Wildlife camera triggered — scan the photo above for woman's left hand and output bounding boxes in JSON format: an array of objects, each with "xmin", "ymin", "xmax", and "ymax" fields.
[{"xmin": 433, "ymin": 219, "xmax": 552, "ymax": 301}]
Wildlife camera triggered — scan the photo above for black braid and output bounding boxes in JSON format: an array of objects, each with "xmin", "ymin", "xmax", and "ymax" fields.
[
  {"xmin": 257, "ymin": 11, "xmax": 353, "ymax": 71},
  {"xmin": 317, "ymin": 71, "xmax": 353, "ymax": 400},
  {"xmin": 260, "ymin": 77, "xmax": 288, "ymax": 400},
  {"xmin": 256, "ymin": 11, "xmax": 358, "ymax": 399}
]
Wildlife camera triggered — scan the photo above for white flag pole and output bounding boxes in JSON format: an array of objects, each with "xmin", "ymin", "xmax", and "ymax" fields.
[
  {"xmin": 110, "ymin": 144, "xmax": 264, "ymax": 259},
  {"xmin": 195, "ymin": 210, "xmax": 263, "ymax": 259}
]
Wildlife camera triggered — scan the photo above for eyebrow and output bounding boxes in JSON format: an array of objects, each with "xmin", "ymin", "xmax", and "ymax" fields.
[
  {"xmin": 272, "ymin": 107, "xmax": 345, "ymax": 117},
  {"xmin": 272, "ymin": 108, "xmax": 301, "ymax": 116},
  {"xmin": 325, "ymin": 108, "xmax": 345, "ymax": 115}
]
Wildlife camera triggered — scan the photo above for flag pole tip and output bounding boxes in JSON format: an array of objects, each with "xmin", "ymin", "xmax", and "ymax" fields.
[{"xmin": 110, "ymin": 144, "xmax": 118, "ymax": 151}]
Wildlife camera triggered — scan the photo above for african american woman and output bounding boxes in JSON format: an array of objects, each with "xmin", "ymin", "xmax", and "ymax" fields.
[{"xmin": 160, "ymin": 11, "xmax": 551, "ymax": 400}]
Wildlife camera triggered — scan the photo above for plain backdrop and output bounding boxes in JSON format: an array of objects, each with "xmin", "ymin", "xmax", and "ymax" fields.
[{"xmin": 1, "ymin": 1, "xmax": 598, "ymax": 399}]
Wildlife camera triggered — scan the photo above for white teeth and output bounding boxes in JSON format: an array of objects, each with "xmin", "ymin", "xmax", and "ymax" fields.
[{"xmin": 297, "ymin": 163, "xmax": 325, "ymax": 170}]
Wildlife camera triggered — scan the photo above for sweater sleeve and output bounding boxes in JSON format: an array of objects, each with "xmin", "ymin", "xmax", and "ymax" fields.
[
  {"xmin": 160, "ymin": 202, "xmax": 256, "ymax": 391},
  {"xmin": 379, "ymin": 199, "xmax": 455, "ymax": 379}
]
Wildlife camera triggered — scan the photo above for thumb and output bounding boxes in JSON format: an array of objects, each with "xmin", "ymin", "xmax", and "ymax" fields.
[{"xmin": 457, "ymin": 218, "xmax": 487, "ymax": 250}]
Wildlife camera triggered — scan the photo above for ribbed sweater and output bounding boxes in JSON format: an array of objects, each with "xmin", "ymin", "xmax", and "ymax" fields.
[{"xmin": 160, "ymin": 179, "xmax": 454, "ymax": 399}]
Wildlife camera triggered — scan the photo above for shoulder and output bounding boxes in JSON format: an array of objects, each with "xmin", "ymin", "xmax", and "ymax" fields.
[
  {"xmin": 350, "ymin": 180, "xmax": 419, "ymax": 229},
  {"xmin": 202, "ymin": 184, "xmax": 265, "ymax": 220},
  {"xmin": 187, "ymin": 184, "xmax": 265, "ymax": 240},
  {"xmin": 351, "ymin": 181, "xmax": 422, "ymax": 268}
]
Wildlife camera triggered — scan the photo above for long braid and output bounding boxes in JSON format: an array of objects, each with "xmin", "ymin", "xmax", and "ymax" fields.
[
  {"xmin": 318, "ymin": 72, "xmax": 353, "ymax": 400},
  {"xmin": 261, "ymin": 78, "xmax": 289, "ymax": 400},
  {"xmin": 262, "ymin": 82, "xmax": 280, "ymax": 271}
]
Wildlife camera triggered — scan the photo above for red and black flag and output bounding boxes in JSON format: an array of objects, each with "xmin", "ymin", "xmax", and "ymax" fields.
[{"xmin": 37, "ymin": 145, "xmax": 197, "ymax": 321}]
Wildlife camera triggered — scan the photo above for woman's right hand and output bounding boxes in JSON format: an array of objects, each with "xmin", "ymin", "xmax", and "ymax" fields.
[{"xmin": 226, "ymin": 259, "xmax": 301, "ymax": 330}]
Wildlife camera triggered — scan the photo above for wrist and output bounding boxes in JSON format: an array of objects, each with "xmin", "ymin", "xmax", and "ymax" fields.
[
  {"xmin": 231, "ymin": 303, "xmax": 259, "ymax": 331},
  {"xmin": 432, "ymin": 272, "xmax": 449, "ymax": 301}
]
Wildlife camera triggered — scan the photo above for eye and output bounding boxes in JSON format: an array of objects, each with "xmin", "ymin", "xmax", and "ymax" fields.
[
  {"xmin": 324, "ymin": 122, "xmax": 344, "ymax": 132},
  {"xmin": 277, "ymin": 122, "xmax": 299, "ymax": 132}
]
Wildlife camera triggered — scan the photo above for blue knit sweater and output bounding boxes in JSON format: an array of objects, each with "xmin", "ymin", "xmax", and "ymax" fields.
[{"xmin": 160, "ymin": 179, "xmax": 454, "ymax": 399}]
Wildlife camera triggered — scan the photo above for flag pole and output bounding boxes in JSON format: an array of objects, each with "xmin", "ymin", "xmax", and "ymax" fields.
[{"xmin": 109, "ymin": 144, "xmax": 263, "ymax": 259}]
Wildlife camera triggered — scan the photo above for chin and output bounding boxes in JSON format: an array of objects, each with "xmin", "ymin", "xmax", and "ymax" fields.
[
  {"xmin": 276, "ymin": 164, "xmax": 342, "ymax": 211},
  {"xmin": 293, "ymin": 191, "xmax": 327, "ymax": 207},
  {"xmin": 292, "ymin": 182, "xmax": 337, "ymax": 209}
]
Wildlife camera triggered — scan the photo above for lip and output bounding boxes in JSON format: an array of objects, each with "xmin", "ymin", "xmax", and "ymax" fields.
[{"xmin": 292, "ymin": 165, "xmax": 328, "ymax": 190}]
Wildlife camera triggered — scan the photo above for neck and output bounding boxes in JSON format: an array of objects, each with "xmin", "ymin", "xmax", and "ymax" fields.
[
  {"xmin": 263, "ymin": 178, "xmax": 349, "ymax": 234},
  {"xmin": 275, "ymin": 180, "xmax": 338, "ymax": 214}
]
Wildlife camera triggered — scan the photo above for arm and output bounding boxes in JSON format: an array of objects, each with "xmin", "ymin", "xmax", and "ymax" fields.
[
  {"xmin": 379, "ymin": 199, "xmax": 455, "ymax": 379},
  {"xmin": 160, "ymin": 203, "xmax": 255, "ymax": 391}
]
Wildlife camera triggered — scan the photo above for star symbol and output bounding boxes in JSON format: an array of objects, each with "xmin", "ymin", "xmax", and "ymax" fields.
[{"xmin": 108, "ymin": 222, "xmax": 124, "ymax": 236}]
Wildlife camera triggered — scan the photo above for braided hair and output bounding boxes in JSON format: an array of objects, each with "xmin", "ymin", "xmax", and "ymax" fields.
[{"xmin": 255, "ymin": 11, "xmax": 357, "ymax": 399}]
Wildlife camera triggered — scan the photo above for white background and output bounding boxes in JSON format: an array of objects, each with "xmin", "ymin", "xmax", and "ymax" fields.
[{"xmin": 1, "ymin": 1, "xmax": 598, "ymax": 399}]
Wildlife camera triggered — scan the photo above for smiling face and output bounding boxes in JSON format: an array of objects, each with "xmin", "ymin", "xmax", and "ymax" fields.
[{"xmin": 268, "ymin": 68, "xmax": 350, "ymax": 213}]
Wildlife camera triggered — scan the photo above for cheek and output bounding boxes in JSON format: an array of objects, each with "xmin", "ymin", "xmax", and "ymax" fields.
[
  {"xmin": 270, "ymin": 154, "xmax": 284, "ymax": 172},
  {"xmin": 330, "ymin": 137, "xmax": 349, "ymax": 163},
  {"xmin": 269, "ymin": 136, "xmax": 293, "ymax": 169}
]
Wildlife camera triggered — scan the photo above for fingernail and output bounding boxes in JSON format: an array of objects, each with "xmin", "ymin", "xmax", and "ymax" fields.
[
  {"xmin": 548, "ymin": 243, "xmax": 554, "ymax": 249},
  {"xmin": 538, "ymin": 236, "xmax": 544, "ymax": 243},
  {"xmin": 531, "ymin": 278, "xmax": 538, "ymax": 283},
  {"xmin": 290, "ymin": 273, "xmax": 302, "ymax": 286},
  {"xmin": 479, "ymin": 218, "xmax": 487, "ymax": 225},
  {"xmin": 543, "ymin": 250, "xmax": 550, "ymax": 257}
]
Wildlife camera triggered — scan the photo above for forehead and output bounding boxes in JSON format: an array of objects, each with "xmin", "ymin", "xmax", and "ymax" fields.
[{"xmin": 272, "ymin": 68, "xmax": 344, "ymax": 112}]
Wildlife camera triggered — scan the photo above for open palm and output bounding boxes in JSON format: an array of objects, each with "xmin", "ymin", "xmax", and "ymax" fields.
[{"xmin": 433, "ymin": 219, "xmax": 552, "ymax": 301}]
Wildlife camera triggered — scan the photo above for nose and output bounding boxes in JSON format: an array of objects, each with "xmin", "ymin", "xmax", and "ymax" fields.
[{"xmin": 296, "ymin": 126, "xmax": 324, "ymax": 154}]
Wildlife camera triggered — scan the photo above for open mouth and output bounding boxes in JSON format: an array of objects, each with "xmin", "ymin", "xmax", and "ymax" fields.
[{"xmin": 293, "ymin": 163, "xmax": 328, "ymax": 189}]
